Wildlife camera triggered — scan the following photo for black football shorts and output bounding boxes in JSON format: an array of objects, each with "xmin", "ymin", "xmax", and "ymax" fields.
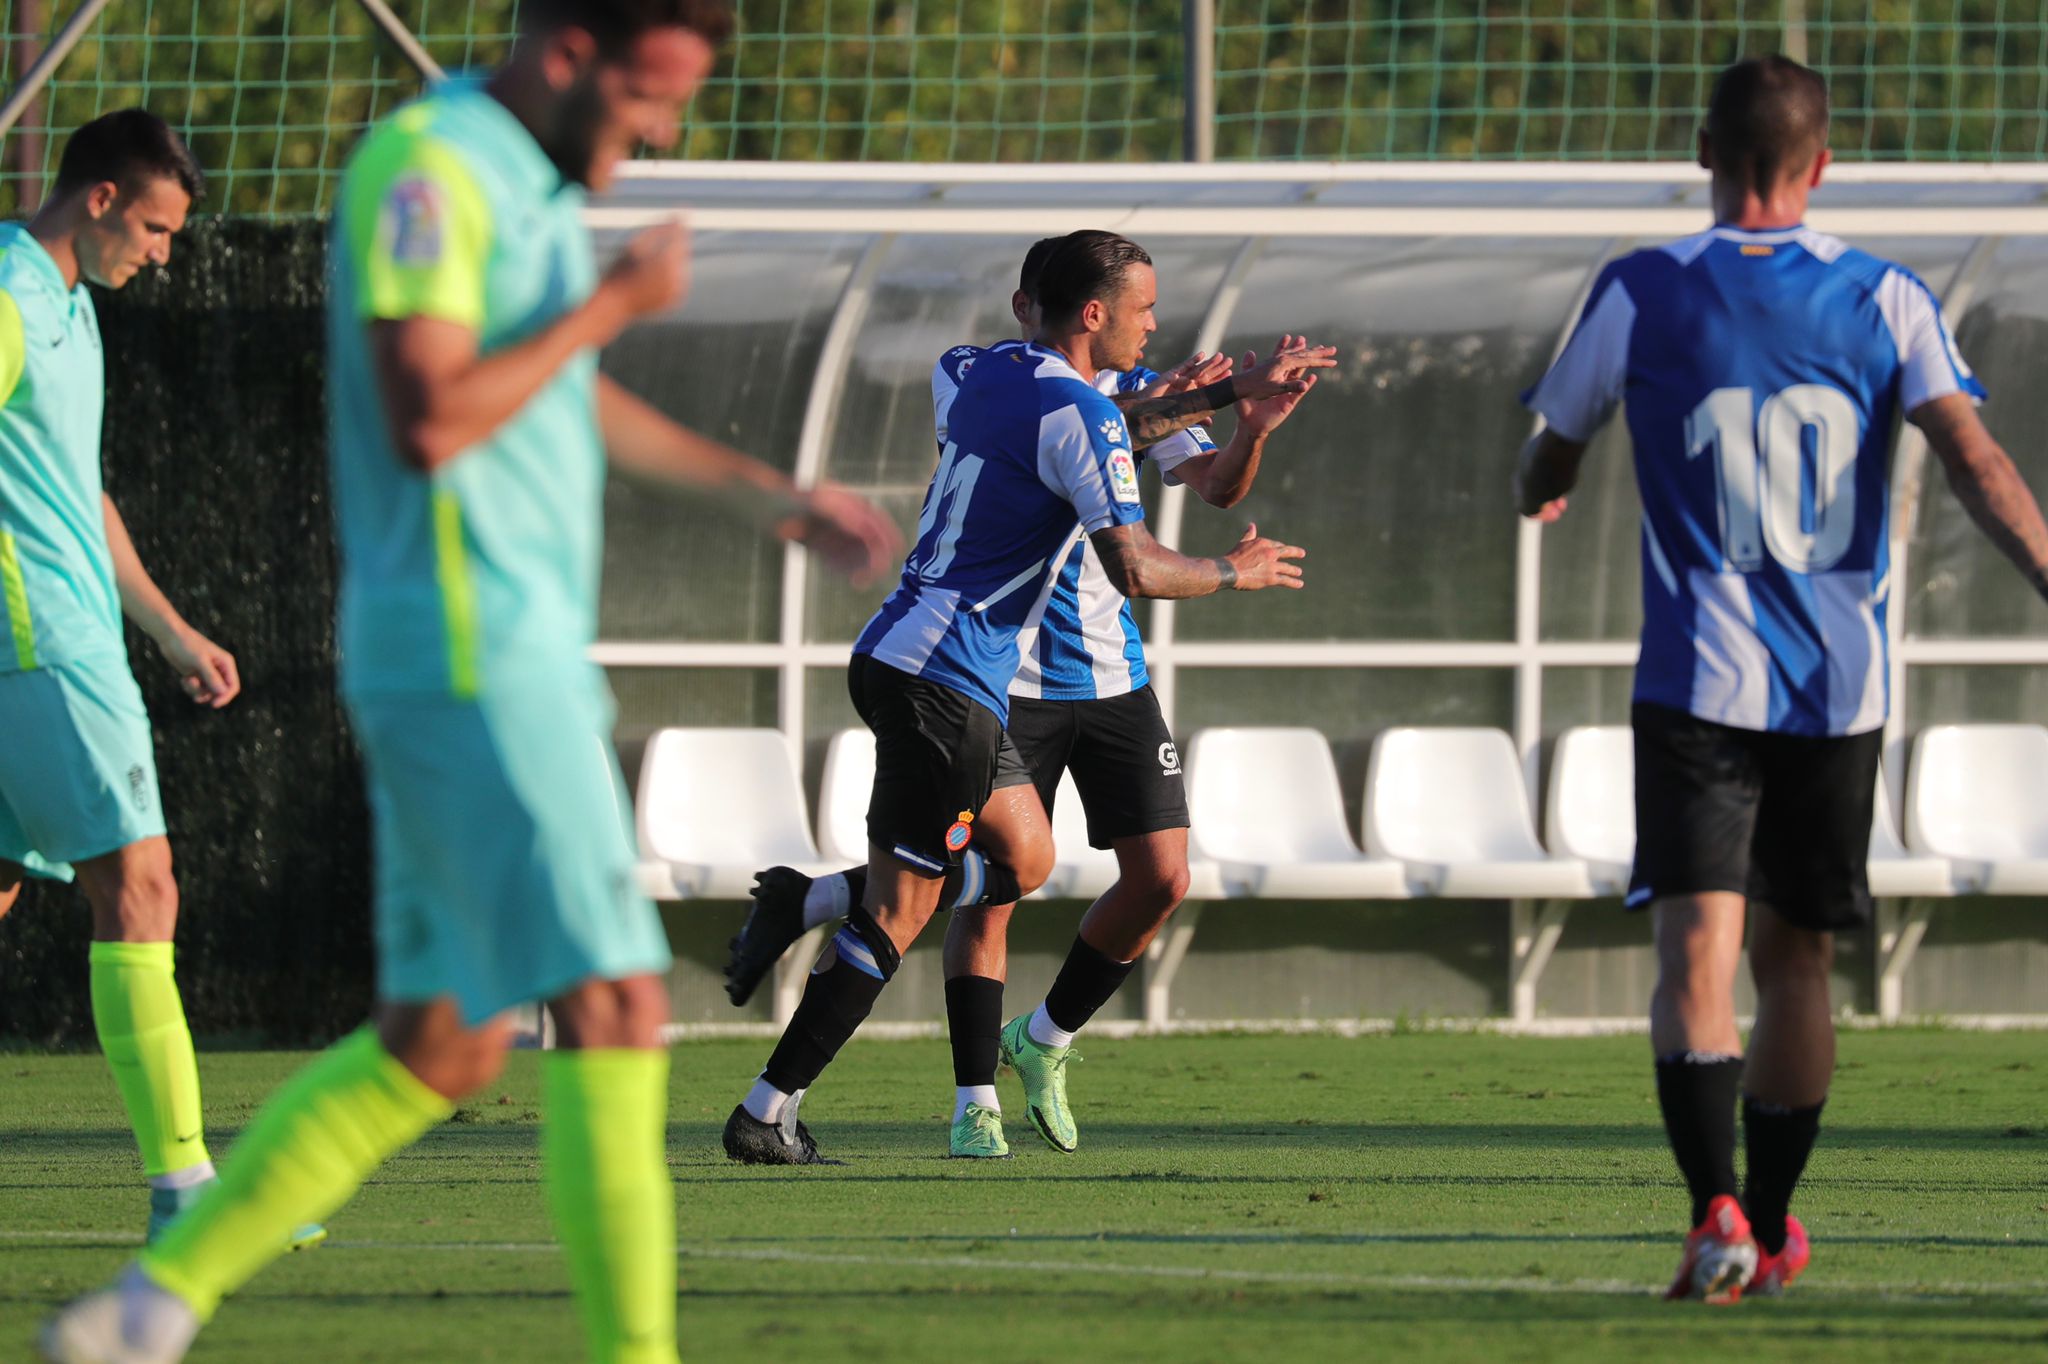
[
  {"xmin": 1005, "ymin": 686, "xmax": 1190, "ymax": 849},
  {"xmin": 1627, "ymin": 701, "xmax": 1879, "ymax": 931},
  {"xmin": 847, "ymin": 654, "xmax": 1023, "ymax": 873}
]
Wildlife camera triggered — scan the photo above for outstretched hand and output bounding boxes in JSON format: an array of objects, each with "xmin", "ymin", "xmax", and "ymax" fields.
[
  {"xmin": 1145, "ymin": 350, "xmax": 1234, "ymax": 398},
  {"xmin": 1236, "ymin": 335, "xmax": 1328, "ymax": 433},
  {"xmin": 1234, "ymin": 338, "xmax": 1338, "ymax": 404},
  {"xmin": 1223, "ymin": 520, "xmax": 1306, "ymax": 591}
]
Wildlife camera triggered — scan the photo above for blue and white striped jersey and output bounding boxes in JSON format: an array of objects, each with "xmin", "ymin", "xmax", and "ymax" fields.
[
  {"xmin": 930, "ymin": 342, "xmax": 1214, "ymax": 701},
  {"xmin": 855, "ymin": 342, "xmax": 1150, "ymax": 722},
  {"xmin": 1525, "ymin": 225, "xmax": 1984, "ymax": 736}
]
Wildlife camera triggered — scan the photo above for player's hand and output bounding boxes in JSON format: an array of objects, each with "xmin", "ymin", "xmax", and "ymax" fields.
[
  {"xmin": 163, "ymin": 629, "xmax": 240, "ymax": 709},
  {"xmin": 1144, "ymin": 350, "xmax": 1233, "ymax": 399},
  {"xmin": 601, "ymin": 220, "xmax": 691, "ymax": 323},
  {"xmin": 1236, "ymin": 335, "xmax": 1323, "ymax": 433},
  {"xmin": 1513, "ymin": 466, "xmax": 1570, "ymax": 522},
  {"xmin": 1222, "ymin": 521, "xmax": 1306, "ymax": 591},
  {"xmin": 1234, "ymin": 339, "xmax": 1337, "ymax": 403},
  {"xmin": 786, "ymin": 482, "xmax": 903, "ymax": 588}
]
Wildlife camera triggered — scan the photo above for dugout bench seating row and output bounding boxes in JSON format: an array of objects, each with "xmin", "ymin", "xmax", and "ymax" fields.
[{"xmin": 632, "ymin": 723, "xmax": 2048, "ymax": 1027}]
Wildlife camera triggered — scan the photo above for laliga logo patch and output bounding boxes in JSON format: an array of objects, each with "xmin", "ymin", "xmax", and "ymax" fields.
[
  {"xmin": 1108, "ymin": 450, "xmax": 1141, "ymax": 505},
  {"xmin": 946, "ymin": 809, "xmax": 975, "ymax": 852},
  {"xmin": 1158, "ymin": 741, "xmax": 1182, "ymax": 776},
  {"xmin": 1098, "ymin": 417, "xmax": 1127, "ymax": 446},
  {"xmin": 384, "ymin": 177, "xmax": 445, "ymax": 266},
  {"xmin": 955, "ymin": 356, "xmax": 976, "ymax": 379}
]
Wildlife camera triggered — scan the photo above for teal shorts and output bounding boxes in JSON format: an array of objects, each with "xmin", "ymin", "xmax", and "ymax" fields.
[
  {"xmin": 347, "ymin": 674, "xmax": 671, "ymax": 1026},
  {"xmin": 0, "ymin": 653, "xmax": 165, "ymax": 880}
]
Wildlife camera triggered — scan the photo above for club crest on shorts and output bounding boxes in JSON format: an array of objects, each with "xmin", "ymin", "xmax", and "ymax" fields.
[{"xmin": 946, "ymin": 809, "xmax": 974, "ymax": 852}]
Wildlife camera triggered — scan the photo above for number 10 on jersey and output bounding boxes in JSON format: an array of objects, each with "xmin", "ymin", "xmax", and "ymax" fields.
[{"xmin": 1685, "ymin": 384, "xmax": 1861, "ymax": 575}]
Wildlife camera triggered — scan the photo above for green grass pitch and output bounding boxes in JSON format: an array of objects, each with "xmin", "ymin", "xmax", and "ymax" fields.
[{"xmin": 5, "ymin": 1031, "xmax": 2045, "ymax": 1362}]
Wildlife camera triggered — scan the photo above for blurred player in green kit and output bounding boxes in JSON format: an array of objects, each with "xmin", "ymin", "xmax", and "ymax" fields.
[
  {"xmin": 0, "ymin": 109, "xmax": 324, "ymax": 1254},
  {"xmin": 41, "ymin": 3, "xmax": 899, "ymax": 1361}
]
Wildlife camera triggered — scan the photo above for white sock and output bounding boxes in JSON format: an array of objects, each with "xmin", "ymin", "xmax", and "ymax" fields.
[
  {"xmin": 801, "ymin": 873, "xmax": 850, "ymax": 931},
  {"xmin": 148, "ymin": 1161, "xmax": 217, "ymax": 1192},
  {"xmin": 116, "ymin": 1263, "xmax": 201, "ymax": 1355},
  {"xmin": 742, "ymin": 1076, "xmax": 791, "ymax": 1124},
  {"xmin": 954, "ymin": 1085, "xmax": 1000, "ymax": 1122},
  {"xmin": 1026, "ymin": 1003, "xmax": 1076, "ymax": 1050}
]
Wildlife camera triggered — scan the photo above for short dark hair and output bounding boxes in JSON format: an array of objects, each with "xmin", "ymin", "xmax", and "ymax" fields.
[
  {"xmin": 1018, "ymin": 235, "xmax": 1066, "ymax": 299},
  {"xmin": 522, "ymin": 0, "xmax": 735, "ymax": 52},
  {"xmin": 1704, "ymin": 56, "xmax": 1829, "ymax": 196},
  {"xmin": 1034, "ymin": 230, "xmax": 1152, "ymax": 327},
  {"xmin": 53, "ymin": 108, "xmax": 204, "ymax": 203}
]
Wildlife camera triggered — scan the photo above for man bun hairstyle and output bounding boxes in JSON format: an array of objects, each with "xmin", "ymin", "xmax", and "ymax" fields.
[
  {"xmin": 523, "ymin": 0, "xmax": 736, "ymax": 51},
  {"xmin": 1705, "ymin": 55, "xmax": 1830, "ymax": 198},
  {"xmin": 53, "ymin": 108, "xmax": 204, "ymax": 203},
  {"xmin": 1035, "ymin": 230, "xmax": 1152, "ymax": 328}
]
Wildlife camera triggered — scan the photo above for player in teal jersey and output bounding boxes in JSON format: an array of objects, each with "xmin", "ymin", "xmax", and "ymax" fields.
[
  {"xmin": 41, "ymin": 4, "xmax": 898, "ymax": 1363},
  {"xmin": 0, "ymin": 109, "xmax": 324, "ymax": 1254}
]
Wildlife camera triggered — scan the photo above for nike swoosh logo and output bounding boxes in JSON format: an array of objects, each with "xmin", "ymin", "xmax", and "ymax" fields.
[{"xmin": 175, "ymin": 1130, "xmax": 201, "ymax": 1144}]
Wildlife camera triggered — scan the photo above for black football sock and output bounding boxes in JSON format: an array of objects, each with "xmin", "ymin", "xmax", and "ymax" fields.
[
  {"xmin": 945, "ymin": 976, "xmax": 1005, "ymax": 1088},
  {"xmin": 1742, "ymin": 1095, "xmax": 1824, "ymax": 1255},
  {"xmin": 1042, "ymin": 935, "xmax": 1140, "ymax": 1035},
  {"xmin": 759, "ymin": 911, "xmax": 900, "ymax": 1095},
  {"xmin": 1654, "ymin": 1052, "xmax": 1744, "ymax": 1228}
]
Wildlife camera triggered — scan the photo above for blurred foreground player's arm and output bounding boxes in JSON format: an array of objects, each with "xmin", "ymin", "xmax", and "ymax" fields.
[
  {"xmin": 101, "ymin": 495, "xmax": 240, "ymax": 708},
  {"xmin": 597, "ymin": 360, "xmax": 900, "ymax": 586},
  {"xmin": 1911, "ymin": 392, "xmax": 2048, "ymax": 600}
]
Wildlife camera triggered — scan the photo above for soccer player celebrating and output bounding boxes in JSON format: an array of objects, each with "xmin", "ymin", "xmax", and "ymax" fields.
[
  {"xmin": 0, "ymin": 110, "xmax": 324, "ymax": 1252},
  {"xmin": 726, "ymin": 234, "xmax": 1333, "ymax": 1159},
  {"xmin": 1518, "ymin": 56, "xmax": 2048, "ymax": 1302},
  {"xmin": 41, "ymin": 4, "xmax": 898, "ymax": 1362},
  {"xmin": 723, "ymin": 231, "xmax": 1310, "ymax": 1165}
]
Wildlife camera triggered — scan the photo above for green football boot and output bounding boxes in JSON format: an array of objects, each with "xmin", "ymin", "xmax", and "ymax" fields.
[
  {"xmin": 998, "ymin": 1015, "xmax": 1079, "ymax": 1154},
  {"xmin": 948, "ymin": 1102, "xmax": 1011, "ymax": 1159}
]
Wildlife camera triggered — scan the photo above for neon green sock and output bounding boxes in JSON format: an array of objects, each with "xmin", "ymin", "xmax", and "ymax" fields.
[
  {"xmin": 543, "ymin": 1049, "xmax": 678, "ymax": 1364},
  {"xmin": 90, "ymin": 941, "xmax": 210, "ymax": 1178},
  {"xmin": 140, "ymin": 1027, "xmax": 452, "ymax": 1319}
]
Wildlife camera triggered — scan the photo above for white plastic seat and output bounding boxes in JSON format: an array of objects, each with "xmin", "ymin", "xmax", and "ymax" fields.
[
  {"xmin": 1545, "ymin": 726, "xmax": 1634, "ymax": 896},
  {"xmin": 1366, "ymin": 727, "xmax": 1594, "ymax": 898},
  {"xmin": 1184, "ymin": 728, "xmax": 1407, "ymax": 898},
  {"xmin": 1031, "ymin": 771, "xmax": 1122, "ymax": 900},
  {"xmin": 816, "ymin": 728, "xmax": 875, "ymax": 866},
  {"xmin": 1907, "ymin": 724, "xmax": 2048, "ymax": 893},
  {"xmin": 1868, "ymin": 771, "xmax": 1956, "ymax": 897},
  {"xmin": 634, "ymin": 728, "xmax": 833, "ymax": 899}
]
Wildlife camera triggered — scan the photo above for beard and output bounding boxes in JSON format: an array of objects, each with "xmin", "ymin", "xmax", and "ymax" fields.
[{"xmin": 538, "ymin": 77, "xmax": 608, "ymax": 187}]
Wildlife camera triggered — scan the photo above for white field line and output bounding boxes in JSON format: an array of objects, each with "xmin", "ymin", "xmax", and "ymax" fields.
[
  {"xmin": 659, "ymin": 1013, "xmax": 2048, "ymax": 1043},
  {"xmin": 6, "ymin": 1231, "xmax": 2045, "ymax": 1305}
]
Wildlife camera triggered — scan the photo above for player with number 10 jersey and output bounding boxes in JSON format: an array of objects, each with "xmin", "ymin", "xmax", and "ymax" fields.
[{"xmin": 1528, "ymin": 224, "xmax": 1980, "ymax": 738}]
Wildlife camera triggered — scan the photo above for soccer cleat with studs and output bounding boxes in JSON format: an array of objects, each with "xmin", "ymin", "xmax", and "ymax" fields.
[
  {"xmin": 998, "ymin": 1014, "xmax": 1079, "ymax": 1154},
  {"xmin": 1746, "ymin": 1213, "xmax": 1810, "ymax": 1297},
  {"xmin": 722, "ymin": 1092, "xmax": 840, "ymax": 1166},
  {"xmin": 1664, "ymin": 1194, "xmax": 1759, "ymax": 1303},
  {"xmin": 724, "ymin": 866, "xmax": 813, "ymax": 1007},
  {"xmin": 948, "ymin": 1102, "xmax": 1011, "ymax": 1159}
]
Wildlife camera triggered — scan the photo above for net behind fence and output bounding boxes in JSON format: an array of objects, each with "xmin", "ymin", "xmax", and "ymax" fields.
[{"xmin": 3, "ymin": 2, "xmax": 2047, "ymax": 206}]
